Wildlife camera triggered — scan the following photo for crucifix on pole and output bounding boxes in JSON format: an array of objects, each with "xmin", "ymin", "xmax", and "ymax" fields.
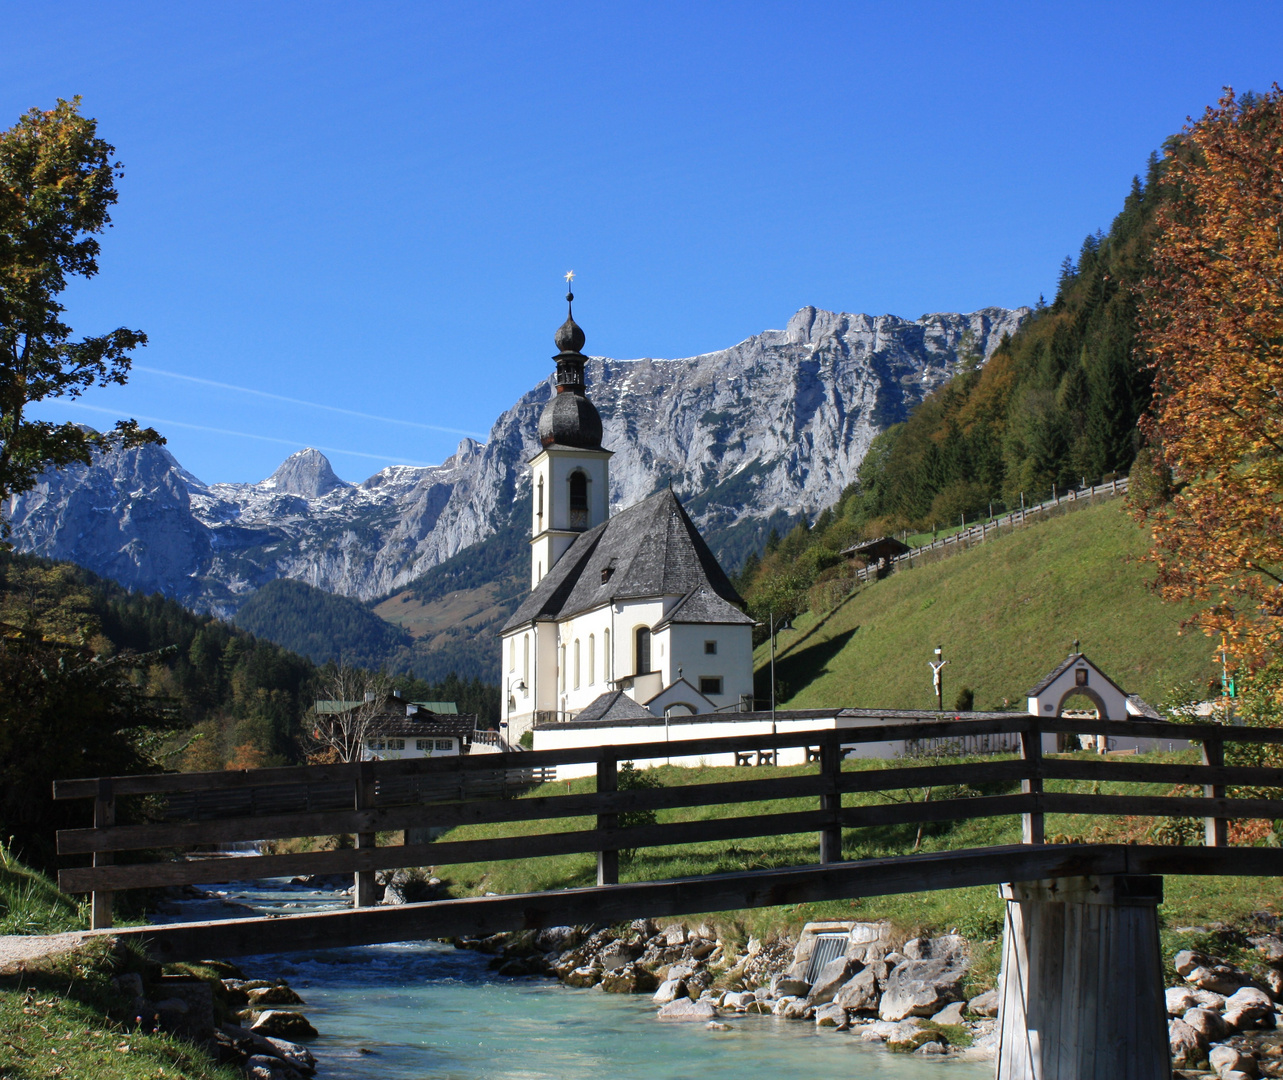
[{"xmin": 929, "ymin": 645, "xmax": 948, "ymax": 712}]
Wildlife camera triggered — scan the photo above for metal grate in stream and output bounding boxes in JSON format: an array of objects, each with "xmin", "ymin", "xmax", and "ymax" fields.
[{"xmin": 805, "ymin": 933, "xmax": 849, "ymax": 984}]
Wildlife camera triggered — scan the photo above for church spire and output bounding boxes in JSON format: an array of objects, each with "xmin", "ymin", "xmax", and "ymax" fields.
[{"xmin": 538, "ymin": 275, "xmax": 603, "ymax": 449}]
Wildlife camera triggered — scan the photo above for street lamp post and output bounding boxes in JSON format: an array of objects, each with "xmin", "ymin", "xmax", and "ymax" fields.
[{"xmin": 769, "ymin": 611, "xmax": 793, "ymax": 733}]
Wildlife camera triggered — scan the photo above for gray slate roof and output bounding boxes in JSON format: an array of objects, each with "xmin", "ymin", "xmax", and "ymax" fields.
[
  {"xmin": 572, "ymin": 691, "xmax": 655, "ymax": 724},
  {"xmin": 653, "ymin": 585, "xmax": 754, "ymax": 629},
  {"xmin": 1026, "ymin": 653, "xmax": 1130, "ymax": 698},
  {"xmin": 502, "ymin": 489, "xmax": 746, "ymax": 632}
]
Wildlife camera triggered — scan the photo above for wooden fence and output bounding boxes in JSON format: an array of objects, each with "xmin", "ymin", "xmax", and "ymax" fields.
[
  {"xmin": 53, "ymin": 711, "xmax": 1283, "ymax": 931},
  {"xmin": 850, "ymin": 476, "xmax": 1130, "ymax": 585}
]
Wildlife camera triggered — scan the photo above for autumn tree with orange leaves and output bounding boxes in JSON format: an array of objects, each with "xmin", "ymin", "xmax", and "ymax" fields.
[{"xmin": 1137, "ymin": 87, "xmax": 1283, "ymax": 665}]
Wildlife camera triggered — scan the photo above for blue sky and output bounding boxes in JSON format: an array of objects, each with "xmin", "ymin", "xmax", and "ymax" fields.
[{"xmin": 7, "ymin": 2, "xmax": 1282, "ymax": 484}]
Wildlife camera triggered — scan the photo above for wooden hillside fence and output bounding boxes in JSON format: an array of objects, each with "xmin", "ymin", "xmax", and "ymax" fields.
[
  {"xmin": 54, "ymin": 710, "xmax": 1283, "ymax": 930},
  {"xmin": 850, "ymin": 476, "xmax": 1130, "ymax": 586}
]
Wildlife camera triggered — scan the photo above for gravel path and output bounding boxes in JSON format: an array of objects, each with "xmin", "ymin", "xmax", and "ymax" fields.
[{"xmin": 0, "ymin": 931, "xmax": 100, "ymax": 975}]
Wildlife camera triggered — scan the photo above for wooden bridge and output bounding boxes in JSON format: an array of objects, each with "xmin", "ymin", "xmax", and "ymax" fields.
[{"xmin": 53, "ymin": 712, "xmax": 1283, "ymax": 1080}]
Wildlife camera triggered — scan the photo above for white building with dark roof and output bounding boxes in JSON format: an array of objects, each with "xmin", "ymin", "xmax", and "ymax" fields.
[{"xmin": 500, "ymin": 294, "xmax": 755, "ymax": 743}]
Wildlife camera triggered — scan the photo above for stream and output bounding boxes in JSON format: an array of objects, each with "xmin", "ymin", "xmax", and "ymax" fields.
[{"xmin": 161, "ymin": 877, "xmax": 991, "ymax": 1080}]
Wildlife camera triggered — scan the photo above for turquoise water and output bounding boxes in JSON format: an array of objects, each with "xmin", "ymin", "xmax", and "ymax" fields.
[{"xmin": 192, "ymin": 879, "xmax": 990, "ymax": 1080}]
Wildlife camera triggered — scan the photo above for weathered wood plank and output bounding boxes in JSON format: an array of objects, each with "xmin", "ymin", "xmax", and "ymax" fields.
[
  {"xmin": 1039, "ymin": 759, "xmax": 1283, "ymax": 789},
  {"xmin": 97, "ymin": 843, "xmax": 1132, "ymax": 962},
  {"xmin": 1041, "ymin": 792, "xmax": 1283, "ymax": 820}
]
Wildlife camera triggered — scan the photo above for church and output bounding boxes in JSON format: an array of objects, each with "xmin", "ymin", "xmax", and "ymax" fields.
[{"xmin": 499, "ymin": 292, "xmax": 755, "ymax": 744}]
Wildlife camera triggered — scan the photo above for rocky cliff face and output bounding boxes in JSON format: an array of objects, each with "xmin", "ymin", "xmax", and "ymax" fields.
[{"xmin": 5, "ymin": 305, "xmax": 1027, "ymax": 616}]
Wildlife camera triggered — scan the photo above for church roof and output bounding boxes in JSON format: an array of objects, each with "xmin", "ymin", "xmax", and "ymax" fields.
[
  {"xmin": 1026, "ymin": 652, "xmax": 1130, "ymax": 698},
  {"xmin": 572, "ymin": 690, "xmax": 655, "ymax": 724},
  {"xmin": 653, "ymin": 584, "xmax": 755, "ymax": 629},
  {"xmin": 501, "ymin": 488, "xmax": 745, "ymax": 632}
]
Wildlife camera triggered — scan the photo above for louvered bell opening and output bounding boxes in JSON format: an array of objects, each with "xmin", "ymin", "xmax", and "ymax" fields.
[{"xmin": 805, "ymin": 933, "xmax": 849, "ymax": 984}]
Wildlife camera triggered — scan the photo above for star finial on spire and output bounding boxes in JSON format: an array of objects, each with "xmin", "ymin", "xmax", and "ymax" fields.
[{"xmin": 564, "ymin": 270, "xmax": 575, "ymax": 286}]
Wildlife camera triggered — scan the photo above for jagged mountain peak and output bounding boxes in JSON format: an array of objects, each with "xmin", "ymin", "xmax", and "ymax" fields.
[{"xmin": 262, "ymin": 448, "xmax": 349, "ymax": 498}]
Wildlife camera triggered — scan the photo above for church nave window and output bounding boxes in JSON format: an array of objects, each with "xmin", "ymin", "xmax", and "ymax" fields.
[
  {"xmin": 573, "ymin": 639, "xmax": 581, "ymax": 688},
  {"xmin": 588, "ymin": 633, "xmax": 595, "ymax": 684}
]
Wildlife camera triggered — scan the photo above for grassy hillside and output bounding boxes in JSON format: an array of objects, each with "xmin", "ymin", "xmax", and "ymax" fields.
[{"xmin": 759, "ymin": 499, "xmax": 1214, "ymax": 712}]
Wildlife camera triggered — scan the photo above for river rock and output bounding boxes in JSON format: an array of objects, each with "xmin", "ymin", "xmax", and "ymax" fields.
[
  {"xmin": 249, "ymin": 1011, "xmax": 319, "ymax": 1040},
  {"xmin": 602, "ymin": 964, "xmax": 657, "ymax": 994},
  {"xmin": 706, "ymin": 1020, "xmax": 731, "ymax": 1031},
  {"xmin": 1266, "ymin": 969, "xmax": 1283, "ymax": 999},
  {"xmin": 878, "ymin": 959, "xmax": 966, "ymax": 1021},
  {"xmin": 770, "ymin": 974, "xmax": 810, "ymax": 998},
  {"xmin": 599, "ymin": 941, "xmax": 642, "ymax": 972},
  {"xmin": 859, "ymin": 1017, "xmax": 926, "ymax": 1043},
  {"xmin": 814, "ymin": 1002, "xmax": 848, "ymax": 1028},
  {"xmin": 968, "ymin": 989, "xmax": 999, "ymax": 1017},
  {"xmin": 806, "ymin": 957, "xmax": 857, "ymax": 1006},
  {"xmin": 902, "ymin": 934, "xmax": 968, "ymax": 963},
  {"xmin": 535, "ymin": 927, "xmax": 580, "ymax": 952},
  {"xmin": 1175, "ymin": 950, "xmax": 1210, "ymax": 977},
  {"xmin": 932, "ymin": 1001, "xmax": 966, "ymax": 1025},
  {"xmin": 780, "ymin": 999, "xmax": 813, "ymax": 1020},
  {"xmin": 1184, "ymin": 1007, "xmax": 1230, "ymax": 1041},
  {"xmin": 1195, "ymin": 989, "xmax": 1228, "ymax": 1011},
  {"xmin": 1168, "ymin": 1018, "xmax": 1205, "ymax": 1067},
  {"xmin": 112, "ymin": 973, "xmax": 144, "ymax": 999},
  {"xmin": 154, "ymin": 979, "xmax": 215, "ymax": 1040},
  {"xmin": 722, "ymin": 991, "xmax": 754, "ymax": 1010},
  {"xmin": 563, "ymin": 965, "xmax": 602, "ymax": 988},
  {"xmin": 1168, "ymin": 986, "xmax": 1200, "ymax": 1016},
  {"xmin": 1227, "ymin": 987, "xmax": 1274, "ymax": 1017},
  {"xmin": 245, "ymin": 1056, "xmax": 279, "ymax": 1080},
  {"xmin": 653, "ymin": 979, "xmax": 686, "ymax": 1005},
  {"xmin": 663, "ymin": 924, "xmax": 688, "ymax": 947},
  {"xmin": 658, "ymin": 998, "xmax": 718, "ymax": 1022},
  {"xmin": 744, "ymin": 1000, "xmax": 773, "ymax": 1014},
  {"xmin": 247, "ymin": 985, "xmax": 305, "ymax": 1007},
  {"xmin": 1209, "ymin": 1044, "xmax": 1257, "ymax": 1077},
  {"xmin": 772, "ymin": 995, "xmax": 801, "ymax": 1016},
  {"xmin": 915, "ymin": 1040, "xmax": 947, "ymax": 1055},
  {"xmin": 1250, "ymin": 935, "xmax": 1283, "ymax": 965},
  {"xmin": 886, "ymin": 1025, "xmax": 939, "ymax": 1052}
]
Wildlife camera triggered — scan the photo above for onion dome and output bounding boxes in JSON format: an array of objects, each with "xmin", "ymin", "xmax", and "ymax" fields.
[{"xmin": 538, "ymin": 289, "xmax": 604, "ymax": 450}]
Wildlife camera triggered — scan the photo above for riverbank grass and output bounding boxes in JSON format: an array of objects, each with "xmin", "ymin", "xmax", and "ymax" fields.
[{"xmin": 0, "ymin": 849, "xmax": 238, "ymax": 1080}]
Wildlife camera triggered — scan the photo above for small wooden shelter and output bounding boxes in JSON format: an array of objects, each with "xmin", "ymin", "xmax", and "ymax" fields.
[{"xmin": 841, "ymin": 536, "xmax": 911, "ymax": 575}]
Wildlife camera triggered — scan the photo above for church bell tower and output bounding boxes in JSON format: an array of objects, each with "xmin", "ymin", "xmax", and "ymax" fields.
[{"xmin": 528, "ymin": 284, "xmax": 612, "ymax": 589}]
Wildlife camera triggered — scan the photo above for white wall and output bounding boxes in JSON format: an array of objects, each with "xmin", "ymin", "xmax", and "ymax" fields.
[{"xmin": 662, "ymin": 623, "xmax": 753, "ymax": 709}]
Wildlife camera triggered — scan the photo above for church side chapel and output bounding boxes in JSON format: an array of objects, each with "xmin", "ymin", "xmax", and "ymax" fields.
[{"xmin": 499, "ymin": 288, "xmax": 755, "ymax": 744}]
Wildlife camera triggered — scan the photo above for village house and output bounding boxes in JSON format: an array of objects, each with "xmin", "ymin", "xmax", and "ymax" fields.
[{"xmin": 313, "ymin": 692, "xmax": 477, "ymax": 761}]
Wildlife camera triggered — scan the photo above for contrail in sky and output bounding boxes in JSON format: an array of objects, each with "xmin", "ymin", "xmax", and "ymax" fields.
[
  {"xmin": 59, "ymin": 402, "xmax": 438, "ymax": 467},
  {"xmin": 131, "ymin": 364, "xmax": 489, "ymax": 439}
]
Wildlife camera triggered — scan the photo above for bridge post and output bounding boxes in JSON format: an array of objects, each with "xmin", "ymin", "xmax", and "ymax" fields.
[
  {"xmin": 995, "ymin": 875, "xmax": 1168, "ymax": 1080},
  {"xmin": 1201, "ymin": 737, "xmax": 1228, "ymax": 847},
  {"xmin": 1020, "ymin": 719, "xmax": 1044, "ymax": 845},
  {"xmin": 596, "ymin": 756, "xmax": 618, "ymax": 887},
  {"xmin": 818, "ymin": 736, "xmax": 842, "ymax": 863},
  {"xmin": 354, "ymin": 762, "xmax": 377, "ymax": 907},
  {"xmin": 91, "ymin": 778, "xmax": 114, "ymax": 930}
]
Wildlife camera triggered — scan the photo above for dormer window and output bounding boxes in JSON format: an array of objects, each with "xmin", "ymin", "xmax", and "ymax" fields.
[{"xmin": 601, "ymin": 565, "xmax": 614, "ymax": 584}]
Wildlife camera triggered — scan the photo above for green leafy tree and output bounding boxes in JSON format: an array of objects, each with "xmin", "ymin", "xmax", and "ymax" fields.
[{"xmin": 0, "ymin": 97, "xmax": 159, "ymax": 515}]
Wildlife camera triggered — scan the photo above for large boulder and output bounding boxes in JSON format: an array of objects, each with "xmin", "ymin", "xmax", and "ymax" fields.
[
  {"xmin": 247, "ymin": 985, "xmax": 305, "ymax": 1007},
  {"xmin": 599, "ymin": 941, "xmax": 642, "ymax": 972},
  {"xmin": 835, "ymin": 963, "xmax": 886, "ymax": 1015},
  {"xmin": 902, "ymin": 934, "xmax": 968, "ymax": 963},
  {"xmin": 878, "ymin": 959, "xmax": 967, "ymax": 1021},
  {"xmin": 931, "ymin": 1001, "xmax": 966, "ymax": 1025},
  {"xmin": 806, "ymin": 957, "xmax": 858, "ymax": 1006},
  {"xmin": 770, "ymin": 974, "xmax": 810, "ymax": 998},
  {"xmin": 1224, "ymin": 986, "xmax": 1275, "ymax": 1030}
]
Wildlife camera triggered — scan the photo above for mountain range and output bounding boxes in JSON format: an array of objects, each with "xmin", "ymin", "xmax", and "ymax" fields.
[{"xmin": 6, "ymin": 305, "xmax": 1027, "ymax": 673}]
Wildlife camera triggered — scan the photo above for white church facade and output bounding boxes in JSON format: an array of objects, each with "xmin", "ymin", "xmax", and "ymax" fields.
[{"xmin": 500, "ymin": 293, "xmax": 755, "ymax": 744}]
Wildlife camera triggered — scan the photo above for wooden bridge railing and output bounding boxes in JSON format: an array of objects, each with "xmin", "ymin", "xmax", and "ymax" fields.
[{"xmin": 53, "ymin": 713, "xmax": 1283, "ymax": 929}]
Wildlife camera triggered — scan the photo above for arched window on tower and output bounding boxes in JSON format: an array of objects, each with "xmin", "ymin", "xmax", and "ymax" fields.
[
  {"xmin": 536, "ymin": 476, "xmax": 544, "ymax": 524},
  {"xmin": 635, "ymin": 626, "xmax": 651, "ymax": 675},
  {"xmin": 569, "ymin": 471, "xmax": 588, "ymax": 529}
]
